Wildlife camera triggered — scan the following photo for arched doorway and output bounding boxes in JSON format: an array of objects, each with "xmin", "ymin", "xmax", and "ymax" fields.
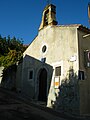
[{"xmin": 38, "ymin": 68, "xmax": 47, "ymax": 102}]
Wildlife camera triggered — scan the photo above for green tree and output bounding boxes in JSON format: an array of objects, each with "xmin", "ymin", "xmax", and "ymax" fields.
[{"xmin": 0, "ymin": 35, "xmax": 27, "ymax": 69}]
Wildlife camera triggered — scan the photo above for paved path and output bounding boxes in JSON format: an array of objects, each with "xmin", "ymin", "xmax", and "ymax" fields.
[
  {"xmin": 0, "ymin": 87, "xmax": 90, "ymax": 120},
  {"xmin": 0, "ymin": 87, "xmax": 66, "ymax": 120}
]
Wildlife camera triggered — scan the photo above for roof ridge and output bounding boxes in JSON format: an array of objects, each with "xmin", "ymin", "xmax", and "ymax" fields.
[{"xmin": 57, "ymin": 24, "xmax": 82, "ymax": 27}]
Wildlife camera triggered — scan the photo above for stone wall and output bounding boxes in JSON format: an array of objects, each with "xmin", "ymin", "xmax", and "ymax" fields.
[{"xmin": 0, "ymin": 67, "xmax": 4, "ymax": 84}]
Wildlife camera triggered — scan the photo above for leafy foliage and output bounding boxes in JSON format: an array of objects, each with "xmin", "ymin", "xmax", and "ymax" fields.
[{"xmin": 0, "ymin": 35, "xmax": 27, "ymax": 68}]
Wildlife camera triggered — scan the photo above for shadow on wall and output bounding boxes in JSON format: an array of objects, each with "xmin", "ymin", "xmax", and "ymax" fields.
[
  {"xmin": 0, "ymin": 54, "xmax": 53, "ymax": 103},
  {"xmin": 15, "ymin": 54, "xmax": 53, "ymax": 102},
  {"xmin": 1, "ymin": 64, "xmax": 17, "ymax": 91},
  {"xmin": 51, "ymin": 68, "xmax": 80, "ymax": 115},
  {"xmin": 0, "ymin": 54, "xmax": 54, "ymax": 109}
]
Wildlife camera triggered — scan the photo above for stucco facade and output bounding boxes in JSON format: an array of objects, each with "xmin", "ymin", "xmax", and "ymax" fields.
[{"xmin": 16, "ymin": 4, "xmax": 90, "ymax": 115}]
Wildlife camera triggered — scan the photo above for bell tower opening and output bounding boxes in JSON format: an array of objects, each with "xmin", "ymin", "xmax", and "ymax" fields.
[
  {"xmin": 44, "ymin": 9, "xmax": 49, "ymax": 26},
  {"xmin": 39, "ymin": 4, "xmax": 58, "ymax": 30}
]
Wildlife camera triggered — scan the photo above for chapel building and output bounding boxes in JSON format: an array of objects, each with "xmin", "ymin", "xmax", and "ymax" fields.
[{"xmin": 16, "ymin": 4, "xmax": 90, "ymax": 115}]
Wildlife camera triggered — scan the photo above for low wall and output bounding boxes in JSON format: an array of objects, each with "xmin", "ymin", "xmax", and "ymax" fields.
[{"xmin": 0, "ymin": 67, "xmax": 4, "ymax": 84}]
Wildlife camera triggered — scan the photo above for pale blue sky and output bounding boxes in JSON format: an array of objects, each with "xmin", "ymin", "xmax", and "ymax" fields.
[{"xmin": 0, "ymin": 0, "xmax": 90, "ymax": 44}]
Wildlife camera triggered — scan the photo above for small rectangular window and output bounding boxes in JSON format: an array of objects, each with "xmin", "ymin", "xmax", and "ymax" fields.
[
  {"xmin": 84, "ymin": 51, "xmax": 90, "ymax": 67},
  {"xmin": 29, "ymin": 71, "xmax": 33, "ymax": 79},
  {"xmin": 78, "ymin": 71, "xmax": 85, "ymax": 80},
  {"xmin": 55, "ymin": 66, "xmax": 61, "ymax": 76},
  {"xmin": 28, "ymin": 70, "xmax": 34, "ymax": 80}
]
